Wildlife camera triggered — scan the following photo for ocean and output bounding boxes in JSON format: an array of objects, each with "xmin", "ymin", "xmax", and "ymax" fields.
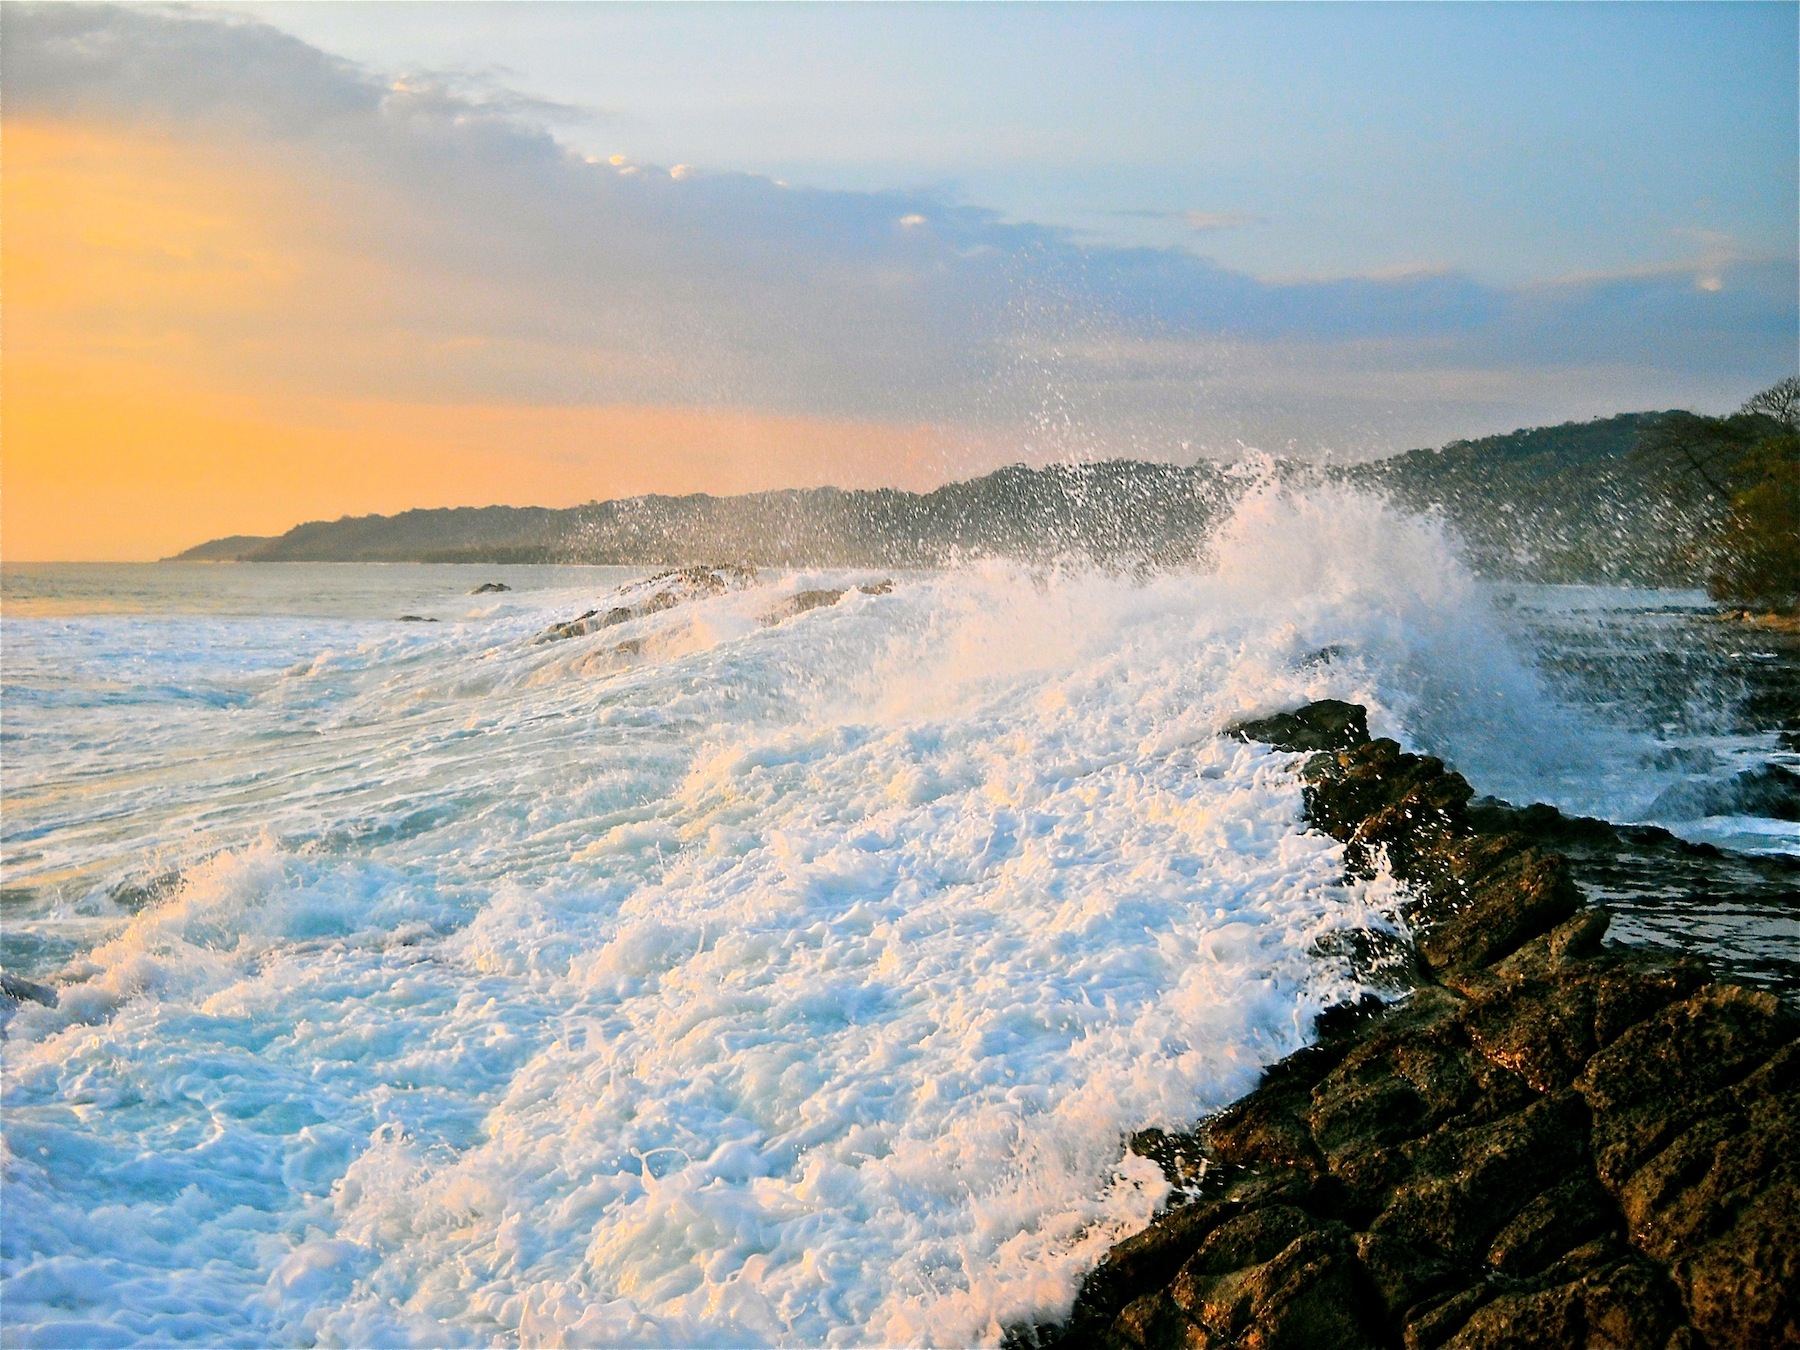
[{"xmin": 3, "ymin": 485, "xmax": 1795, "ymax": 1347}]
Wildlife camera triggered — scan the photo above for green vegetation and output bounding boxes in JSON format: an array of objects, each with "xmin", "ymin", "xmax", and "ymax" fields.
[
  {"xmin": 1638, "ymin": 378, "xmax": 1799, "ymax": 614},
  {"xmin": 1352, "ymin": 412, "xmax": 1702, "ymax": 585}
]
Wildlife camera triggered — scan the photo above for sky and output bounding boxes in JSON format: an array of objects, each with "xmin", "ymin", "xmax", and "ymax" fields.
[{"xmin": 3, "ymin": 1, "xmax": 1796, "ymax": 561}]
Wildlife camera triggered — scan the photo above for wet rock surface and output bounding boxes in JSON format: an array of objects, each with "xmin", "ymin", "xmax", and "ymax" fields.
[
  {"xmin": 757, "ymin": 580, "xmax": 893, "ymax": 626},
  {"xmin": 1018, "ymin": 701, "xmax": 1799, "ymax": 1350},
  {"xmin": 1462, "ymin": 799, "xmax": 1800, "ymax": 997}
]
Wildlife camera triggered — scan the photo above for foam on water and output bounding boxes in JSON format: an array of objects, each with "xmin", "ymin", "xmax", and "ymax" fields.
[{"xmin": 0, "ymin": 488, "xmax": 1724, "ymax": 1346}]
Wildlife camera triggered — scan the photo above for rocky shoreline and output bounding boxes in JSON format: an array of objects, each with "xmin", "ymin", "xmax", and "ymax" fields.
[{"xmin": 1017, "ymin": 701, "xmax": 1797, "ymax": 1350}]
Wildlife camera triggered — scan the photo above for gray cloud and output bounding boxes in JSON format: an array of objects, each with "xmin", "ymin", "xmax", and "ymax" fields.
[
  {"xmin": 6, "ymin": 3, "xmax": 1794, "ymax": 461},
  {"xmin": 1113, "ymin": 209, "xmax": 1267, "ymax": 232}
]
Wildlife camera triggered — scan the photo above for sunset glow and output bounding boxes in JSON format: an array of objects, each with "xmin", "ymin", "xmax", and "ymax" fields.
[
  {"xmin": 2, "ymin": 121, "xmax": 958, "ymax": 560},
  {"xmin": 2, "ymin": 4, "xmax": 1792, "ymax": 559}
]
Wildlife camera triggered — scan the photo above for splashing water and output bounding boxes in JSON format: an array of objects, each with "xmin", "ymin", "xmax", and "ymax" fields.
[{"xmin": 0, "ymin": 487, "xmax": 1773, "ymax": 1346}]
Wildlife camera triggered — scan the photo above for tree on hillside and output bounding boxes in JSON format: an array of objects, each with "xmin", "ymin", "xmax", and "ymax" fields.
[
  {"xmin": 1742, "ymin": 375, "xmax": 1800, "ymax": 426},
  {"xmin": 1635, "ymin": 378, "xmax": 1799, "ymax": 613},
  {"xmin": 1710, "ymin": 383, "xmax": 1798, "ymax": 612}
]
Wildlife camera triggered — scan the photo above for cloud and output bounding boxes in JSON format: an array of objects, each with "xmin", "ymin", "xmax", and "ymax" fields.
[
  {"xmin": 5, "ymin": 1, "xmax": 1794, "ymax": 470},
  {"xmin": 1183, "ymin": 211, "xmax": 1264, "ymax": 232},
  {"xmin": 1110, "ymin": 208, "xmax": 1264, "ymax": 232}
]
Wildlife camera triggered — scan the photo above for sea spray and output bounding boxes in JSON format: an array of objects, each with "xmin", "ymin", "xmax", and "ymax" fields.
[{"xmin": 0, "ymin": 488, "xmax": 1737, "ymax": 1346}]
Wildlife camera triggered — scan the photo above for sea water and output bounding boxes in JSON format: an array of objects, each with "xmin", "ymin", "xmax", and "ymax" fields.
[{"xmin": 2, "ymin": 487, "xmax": 1793, "ymax": 1347}]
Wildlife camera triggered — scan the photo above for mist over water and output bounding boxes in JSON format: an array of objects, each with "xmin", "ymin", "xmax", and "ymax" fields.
[{"xmin": 2, "ymin": 488, "xmax": 1792, "ymax": 1346}]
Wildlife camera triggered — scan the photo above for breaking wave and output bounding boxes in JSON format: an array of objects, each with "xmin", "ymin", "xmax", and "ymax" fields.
[{"xmin": 0, "ymin": 486, "xmax": 1695, "ymax": 1346}]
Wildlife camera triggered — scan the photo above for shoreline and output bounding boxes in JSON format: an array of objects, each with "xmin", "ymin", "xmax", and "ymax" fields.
[{"xmin": 1018, "ymin": 701, "xmax": 1797, "ymax": 1350}]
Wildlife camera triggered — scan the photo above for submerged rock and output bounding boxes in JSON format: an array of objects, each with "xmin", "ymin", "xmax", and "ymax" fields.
[
  {"xmin": 757, "ymin": 580, "xmax": 893, "ymax": 627},
  {"xmin": 1, "ymin": 972, "xmax": 57, "ymax": 1009},
  {"xmin": 1649, "ymin": 763, "xmax": 1800, "ymax": 822},
  {"xmin": 1019, "ymin": 701, "xmax": 1799, "ymax": 1350},
  {"xmin": 470, "ymin": 581, "xmax": 511, "ymax": 594}
]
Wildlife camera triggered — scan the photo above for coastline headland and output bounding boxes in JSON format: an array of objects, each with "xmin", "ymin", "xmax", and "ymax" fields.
[
  {"xmin": 163, "ymin": 412, "xmax": 1733, "ymax": 589},
  {"xmin": 1023, "ymin": 701, "xmax": 1797, "ymax": 1350}
]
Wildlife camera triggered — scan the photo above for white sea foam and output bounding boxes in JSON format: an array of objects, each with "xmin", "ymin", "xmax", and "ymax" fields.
[{"xmin": 0, "ymin": 489, "xmax": 1706, "ymax": 1346}]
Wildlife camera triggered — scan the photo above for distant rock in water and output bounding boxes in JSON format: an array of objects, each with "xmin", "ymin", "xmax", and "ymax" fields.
[
  {"xmin": 1021, "ymin": 701, "xmax": 1800, "ymax": 1350},
  {"xmin": 758, "ymin": 580, "xmax": 893, "ymax": 627},
  {"xmin": 110, "ymin": 870, "xmax": 184, "ymax": 913},
  {"xmin": 397, "ymin": 615, "xmax": 439, "ymax": 623},
  {"xmin": 536, "ymin": 565, "xmax": 757, "ymax": 643},
  {"xmin": 1649, "ymin": 764, "xmax": 1800, "ymax": 822},
  {"xmin": 470, "ymin": 581, "xmax": 511, "ymax": 594}
]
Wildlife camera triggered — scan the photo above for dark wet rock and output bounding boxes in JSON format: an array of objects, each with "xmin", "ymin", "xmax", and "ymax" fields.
[
  {"xmin": 1, "ymin": 972, "xmax": 57, "ymax": 1008},
  {"xmin": 1299, "ymin": 644, "xmax": 1351, "ymax": 669},
  {"xmin": 1025, "ymin": 701, "xmax": 1800, "ymax": 1350},
  {"xmin": 397, "ymin": 614, "xmax": 439, "ymax": 623},
  {"xmin": 1649, "ymin": 763, "xmax": 1800, "ymax": 822},
  {"xmin": 1127, "ymin": 1129, "xmax": 1210, "ymax": 1205},
  {"xmin": 470, "ymin": 581, "xmax": 511, "ymax": 593},
  {"xmin": 1450, "ymin": 795, "xmax": 1800, "ymax": 994},
  {"xmin": 1481, "ymin": 1175, "xmax": 1615, "ymax": 1275},
  {"xmin": 1226, "ymin": 699, "xmax": 1369, "ymax": 753},
  {"xmin": 110, "ymin": 869, "xmax": 184, "ymax": 913},
  {"xmin": 1173, "ymin": 1226, "xmax": 1385, "ymax": 1350},
  {"xmin": 536, "ymin": 564, "xmax": 758, "ymax": 642},
  {"xmin": 1446, "ymin": 1249, "xmax": 1687, "ymax": 1350}
]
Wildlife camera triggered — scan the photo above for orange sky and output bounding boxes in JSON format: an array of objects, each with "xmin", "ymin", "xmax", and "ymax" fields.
[{"xmin": 1, "ymin": 120, "xmax": 963, "ymax": 561}]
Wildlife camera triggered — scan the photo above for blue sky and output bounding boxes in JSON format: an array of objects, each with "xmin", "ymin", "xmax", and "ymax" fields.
[{"xmin": 247, "ymin": 1, "xmax": 1797, "ymax": 286}]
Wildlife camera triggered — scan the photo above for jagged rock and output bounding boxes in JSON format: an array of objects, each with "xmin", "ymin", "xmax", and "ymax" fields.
[
  {"xmin": 470, "ymin": 581, "xmax": 511, "ymax": 594},
  {"xmin": 1578, "ymin": 984, "xmax": 1797, "ymax": 1187},
  {"xmin": 1481, "ymin": 1175, "xmax": 1616, "ymax": 1275},
  {"xmin": 1027, "ymin": 701, "xmax": 1800, "ymax": 1350},
  {"xmin": 1173, "ymin": 1226, "xmax": 1384, "ymax": 1350},
  {"xmin": 1226, "ymin": 700, "xmax": 1370, "ymax": 754}
]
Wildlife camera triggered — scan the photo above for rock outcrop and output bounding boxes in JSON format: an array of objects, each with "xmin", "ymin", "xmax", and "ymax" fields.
[
  {"xmin": 534, "ymin": 565, "xmax": 758, "ymax": 643},
  {"xmin": 757, "ymin": 580, "xmax": 893, "ymax": 627},
  {"xmin": 1021, "ymin": 701, "xmax": 1798, "ymax": 1350}
]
